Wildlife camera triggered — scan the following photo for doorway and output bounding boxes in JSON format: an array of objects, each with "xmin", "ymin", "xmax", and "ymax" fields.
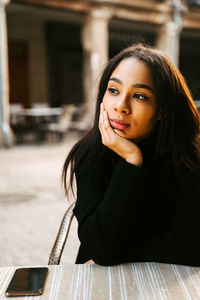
[{"xmin": 8, "ymin": 40, "xmax": 30, "ymax": 108}]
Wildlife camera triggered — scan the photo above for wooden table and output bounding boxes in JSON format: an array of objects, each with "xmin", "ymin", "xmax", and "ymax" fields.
[
  {"xmin": 22, "ymin": 107, "xmax": 62, "ymax": 118},
  {"xmin": 1, "ymin": 263, "xmax": 200, "ymax": 299},
  {"xmin": 21, "ymin": 107, "xmax": 63, "ymax": 141}
]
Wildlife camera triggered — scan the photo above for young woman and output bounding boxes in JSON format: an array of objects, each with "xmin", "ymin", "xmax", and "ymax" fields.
[{"xmin": 63, "ymin": 43, "xmax": 200, "ymax": 266}]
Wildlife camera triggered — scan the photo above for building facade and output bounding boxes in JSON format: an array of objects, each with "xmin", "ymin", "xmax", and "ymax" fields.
[{"xmin": 0, "ymin": 0, "xmax": 200, "ymax": 146}]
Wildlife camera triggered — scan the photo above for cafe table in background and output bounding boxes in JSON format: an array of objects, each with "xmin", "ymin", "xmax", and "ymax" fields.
[{"xmin": 1, "ymin": 262, "xmax": 200, "ymax": 299}]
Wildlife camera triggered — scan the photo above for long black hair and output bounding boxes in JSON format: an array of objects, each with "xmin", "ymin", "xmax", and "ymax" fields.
[{"xmin": 62, "ymin": 43, "xmax": 200, "ymax": 196}]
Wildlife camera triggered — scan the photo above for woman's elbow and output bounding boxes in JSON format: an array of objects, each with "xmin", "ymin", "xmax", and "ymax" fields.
[{"xmin": 90, "ymin": 249, "xmax": 123, "ymax": 266}]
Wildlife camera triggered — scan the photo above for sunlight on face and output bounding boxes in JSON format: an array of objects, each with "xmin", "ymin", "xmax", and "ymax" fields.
[{"xmin": 102, "ymin": 57, "xmax": 161, "ymax": 142}]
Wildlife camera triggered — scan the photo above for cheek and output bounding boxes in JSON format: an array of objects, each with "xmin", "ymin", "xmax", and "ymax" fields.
[
  {"xmin": 134, "ymin": 106, "xmax": 158, "ymax": 127},
  {"xmin": 144, "ymin": 112, "xmax": 159, "ymax": 131}
]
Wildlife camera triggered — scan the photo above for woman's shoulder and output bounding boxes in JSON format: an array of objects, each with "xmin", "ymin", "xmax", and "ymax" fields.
[
  {"xmin": 181, "ymin": 164, "xmax": 200, "ymax": 180},
  {"xmin": 74, "ymin": 149, "xmax": 104, "ymax": 178},
  {"xmin": 74, "ymin": 149, "xmax": 119, "ymax": 185},
  {"xmin": 187, "ymin": 166, "xmax": 200, "ymax": 186},
  {"xmin": 74, "ymin": 150, "xmax": 91, "ymax": 177},
  {"xmin": 177, "ymin": 164, "xmax": 200, "ymax": 197}
]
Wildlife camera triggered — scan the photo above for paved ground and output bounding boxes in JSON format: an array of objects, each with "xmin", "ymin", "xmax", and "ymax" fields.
[{"xmin": 0, "ymin": 133, "xmax": 80, "ymax": 267}]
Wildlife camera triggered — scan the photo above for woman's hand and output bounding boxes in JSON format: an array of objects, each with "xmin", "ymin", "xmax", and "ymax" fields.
[
  {"xmin": 98, "ymin": 103, "xmax": 143, "ymax": 167},
  {"xmin": 85, "ymin": 259, "xmax": 94, "ymax": 264}
]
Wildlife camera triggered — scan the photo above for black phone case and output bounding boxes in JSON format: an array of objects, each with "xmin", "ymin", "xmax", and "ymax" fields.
[{"xmin": 5, "ymin": 267, "xmax": 48, "ymax": 297}]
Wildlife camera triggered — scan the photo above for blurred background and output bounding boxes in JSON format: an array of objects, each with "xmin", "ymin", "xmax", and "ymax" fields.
[{"xmin": 0, "ymin": 0, "xmax": 200, "ymax": 266}]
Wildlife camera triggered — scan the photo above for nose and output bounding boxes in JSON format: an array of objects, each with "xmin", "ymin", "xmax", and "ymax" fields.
[{"xmin": 113, "ymin": 94, "xmax": 130, "ymax": 114}]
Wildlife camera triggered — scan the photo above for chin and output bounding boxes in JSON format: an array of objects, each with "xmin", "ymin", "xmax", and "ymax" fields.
[
  {"xmin": 114, "ymin": 129, "xmax": 131, "ymax": 139},
  {"xmin": 113, "ymin": 128, "xmax": 125, "ymax": 136}
]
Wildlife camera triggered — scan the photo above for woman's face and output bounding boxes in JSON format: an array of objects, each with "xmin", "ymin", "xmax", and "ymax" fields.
[{"xmin": 102, "ymin": 57, "xmax": 161, "ymax": 142}]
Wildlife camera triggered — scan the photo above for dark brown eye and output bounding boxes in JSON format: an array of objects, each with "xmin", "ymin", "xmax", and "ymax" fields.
[
  {"xmin": 108, "ymin": 88, "xmax": 118, "ymax": 95},
  {"xmin": 134, "ymin": 93, "xmax": 149, "ymax": 100}
]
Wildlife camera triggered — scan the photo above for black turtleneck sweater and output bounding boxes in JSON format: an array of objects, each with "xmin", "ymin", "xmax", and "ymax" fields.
[{"xmin": 73, "ymin": 147, "xmax": 200, "ymax": 266}]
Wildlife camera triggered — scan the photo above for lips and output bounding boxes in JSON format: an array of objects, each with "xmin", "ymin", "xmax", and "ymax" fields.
[{"xmin": 110, "ymin": 119, "xmax": 130, "ymax": 130}]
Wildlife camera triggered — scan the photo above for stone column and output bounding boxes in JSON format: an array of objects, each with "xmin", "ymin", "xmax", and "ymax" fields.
[
  {"xmin": 156, "ymin": 21, "xmax": 180, "ymax": 66},
  {"xmin": 0, "ymin": 0, "xmax": 13, "ymax": 147},
  {"xmin": 80, "ymin": 8, "xmax": 112, "ymax": 129},
  {"xmin": 156, "ymin": 0, "xmax": 183, "ymax": 67}
]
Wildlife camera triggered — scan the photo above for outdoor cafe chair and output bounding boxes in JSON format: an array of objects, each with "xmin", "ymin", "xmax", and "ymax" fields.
[
  {"xmin": 48, "ymin": 201, "xmax": 76, "ymax": 265},
  {"xmin": 39, "ymin": 104, "xmax": 76, "ymax": 141}
]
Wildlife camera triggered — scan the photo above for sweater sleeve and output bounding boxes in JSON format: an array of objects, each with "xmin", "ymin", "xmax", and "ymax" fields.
[
  {"xmin": 74, "ymin": 158, "xmax": 154, "ymax": 265},
  {"xmin": 74, "ymin": 160, "xmax": 200, "ymax": 266}
]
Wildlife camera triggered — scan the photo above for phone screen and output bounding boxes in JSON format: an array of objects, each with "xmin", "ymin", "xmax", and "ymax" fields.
[{"xmin": 5, "ymin": 267, "xmax": 48, "ymax": 297}]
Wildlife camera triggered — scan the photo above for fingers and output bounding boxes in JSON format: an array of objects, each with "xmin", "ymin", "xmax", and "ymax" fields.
[
  {"xmin": 98, "ymin": 104, "xmax": 143, "ymax": 166},
  {"xmin": 98, "ymin": 103, "xmax": 104, "ymax": 138},
  {"xmin": 99, "ymin": 103, "xmax": 115, "ymax": 147},
  {"xmin": 85, "ymin": 259, "xmax": 94, "ymax": 264}
]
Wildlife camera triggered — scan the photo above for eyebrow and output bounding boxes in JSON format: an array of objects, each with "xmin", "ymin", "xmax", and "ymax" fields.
[{"xmin": 109, "ymin": 77, "xmax": 154, "ymax": 92}]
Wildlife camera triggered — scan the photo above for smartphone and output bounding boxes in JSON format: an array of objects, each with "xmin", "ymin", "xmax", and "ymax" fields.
[{"xmin": 5, "ymin": 267, "xmax": 48, "ymax": 297}]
